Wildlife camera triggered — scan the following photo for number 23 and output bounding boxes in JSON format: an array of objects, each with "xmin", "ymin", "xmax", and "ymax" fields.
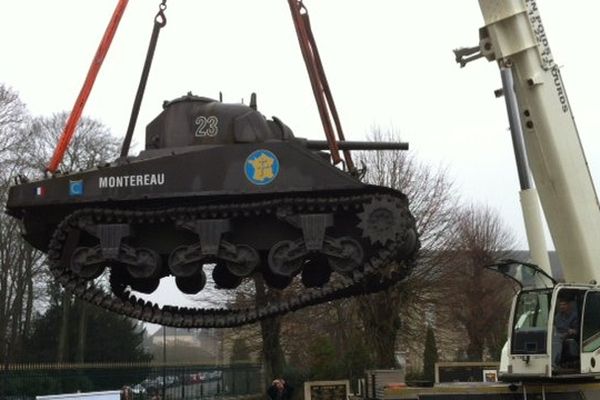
[{"xmin": 195, "ymin": 116, "xmax": 219, "ymax": 137}]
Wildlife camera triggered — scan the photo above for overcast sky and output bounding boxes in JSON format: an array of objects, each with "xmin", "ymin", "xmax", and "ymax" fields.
[{"xmin": 2, "ymin": 1, "xmax": 600, "ymax": 326}]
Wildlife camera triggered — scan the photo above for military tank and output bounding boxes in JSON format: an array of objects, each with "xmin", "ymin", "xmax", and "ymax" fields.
[{"xmin": 6, "ymin": 94, "xmax": 419, "ymax": 328}]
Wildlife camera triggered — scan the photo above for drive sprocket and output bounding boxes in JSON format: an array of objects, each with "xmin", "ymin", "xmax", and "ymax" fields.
[{"xmin": 358, "ymin": 197, "xmax": 406, "ymax": 245}]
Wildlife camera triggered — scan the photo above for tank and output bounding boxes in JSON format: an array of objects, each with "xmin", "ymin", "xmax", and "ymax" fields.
[{"xmin": 5, "ymin": 94, "xmax": 419, "ymax": 328}]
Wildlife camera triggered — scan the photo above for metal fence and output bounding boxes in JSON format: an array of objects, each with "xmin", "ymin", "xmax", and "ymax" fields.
[{"xmin": 0, "ymin": 362, "xmax": 263, "ymax": 400}]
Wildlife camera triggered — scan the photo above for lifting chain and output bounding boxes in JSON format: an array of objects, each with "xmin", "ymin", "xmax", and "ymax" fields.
[
  {"xmin": 155, "ymin": 0, "xmax": 167, "ymax": 26},
  {"xmin": 121, "ymin": 0, "xmax": 168, "ymax": 158}
]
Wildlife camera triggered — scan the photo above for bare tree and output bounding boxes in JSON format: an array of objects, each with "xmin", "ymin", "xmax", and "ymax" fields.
[
  {"xmin": 254, "ymin": 276, "xmax": 287, "ymax": 385},
  {"xmin": 223, "ymin": 276, "xmax": 293, "ymax": 385},
  {"xmin": 280, "ymin": 296, "xmax": 374, "ymax": 383},
  {"xmin": 0, "ymin": 109, "xmax": 121, "ymax": 363},
  {"xmin": 0, "ymin": 199, "xmax": 46, "ymax": 364},
  {"xmin": 0, "ymin": 87, "xmax": 130, "ymax": 364},
  {"xmin": 25, "ymin": 112, "xmax": 120, "ymax": 362},
  {"xmin": 354, "ymin": 127, "xmax": 458, "ymax": 367},
  {"xmin": 222, "ymin": 275, "xmax": 355, "ymax": 383},
  {"xmin": 439, "ymin": 204, "xmax": 517, "ymax": 361},
  {"xmin": 0, "ymin": 85, "xmax": 46, "ymax": 364},
  {"xmin": 21, "ymin": 112, "xmax": 120, "ymax": 174},
  {"xmin": 190, "ymin": 267, "xmax": 283, "ymax": 383},
  {"xmin": 0, "ymin": 84, "xmax": 31, "ymax": 170}
]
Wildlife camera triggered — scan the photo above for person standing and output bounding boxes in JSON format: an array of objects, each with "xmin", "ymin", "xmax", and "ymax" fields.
[
  {"xmin": 120, "ymin": 386, "xmax": 132, "ymax": 400},
  {"xmin": 267, "ymin": 378, "xmax": 293, "ymax": 400}
]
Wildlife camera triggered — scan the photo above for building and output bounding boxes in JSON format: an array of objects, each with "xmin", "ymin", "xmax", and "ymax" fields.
[{"xmin": 146, "ymin": 327, "xmax": 224, "ymax": 364}]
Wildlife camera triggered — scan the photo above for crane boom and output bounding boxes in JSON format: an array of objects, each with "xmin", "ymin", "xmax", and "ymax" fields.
[{"xmin": 476, "ymin": 0, "xmax": 600, "ymax": 283}]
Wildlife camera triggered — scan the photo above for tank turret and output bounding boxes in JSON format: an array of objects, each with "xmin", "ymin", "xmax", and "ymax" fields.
[{"xmin": 145, "ymin": 94, "xmax": 294, "ymax": 150}]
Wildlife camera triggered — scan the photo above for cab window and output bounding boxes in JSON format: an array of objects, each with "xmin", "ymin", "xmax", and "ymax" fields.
[{"xmin": 511, "ymin": 289, "xmax": 552, "ymax": 354}]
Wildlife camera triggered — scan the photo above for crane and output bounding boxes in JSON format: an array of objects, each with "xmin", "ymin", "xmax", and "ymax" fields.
[{"xmin": 457, "ymin": 0, "xmax": 600, "ymax": 380}]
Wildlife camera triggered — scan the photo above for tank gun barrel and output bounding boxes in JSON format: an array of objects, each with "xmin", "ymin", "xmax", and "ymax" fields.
[{"xmin": 304, "ymin": 140, "xmax": 408, "ymax": 151}]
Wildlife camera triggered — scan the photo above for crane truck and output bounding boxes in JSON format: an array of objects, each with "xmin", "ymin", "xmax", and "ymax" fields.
[
  {"xmin": 389, "ymin": 1, "xmax": 600, "ymax": 397},
  {"xmin": 456, "ymin": 0, "xmax": 600, "ymax": 382}
]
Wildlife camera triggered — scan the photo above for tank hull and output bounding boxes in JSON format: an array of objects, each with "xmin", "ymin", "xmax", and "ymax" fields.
[
  {"xmin": 7, "ymin": 134, "xmax": 419, "ymax": 328},
  {"xmin": 8, "ymin": 141, "xmax": 363, "ymax": 251}
]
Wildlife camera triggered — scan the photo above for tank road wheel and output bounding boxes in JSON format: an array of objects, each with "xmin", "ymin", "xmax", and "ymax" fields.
[
  {"xmin": 301, "ymin": 254, "xmax": 332, "ymax": 288},
  {"xmin": 262, "ymin": 268, "xmax": 293, "ymax": 290},
  {"xmin": 110, "ymin": 266, "xmax": 160, "ymax": 295},
  {"xmin": 126, "ymin": 247, "xmax": 161, "ymax": 279},
  {"xmin": 130, "ymin": 278, "xmax": 161, "ymax": 294},
  {"xmin": 268, "ymin": 240, "xmax": 305, "ymax": 277},
  {"xmin": 358, "ymin": 198, "xmax": 404, "ymax": 245},
  {"xmin": 71, "ymin": 246, "xmax": 106, "ymax": 279},
  {"xmin": 221, "ymin": 244, "xmax": 260, "ymax": 277},
  {"xmin": 176, "ymin": 271, "xmax": 207, "ymax": 295},
  {"xmin": 395, "ymin": 228, "xmax": 419, "ymax": 260},
  {"xmin": 323, "ymin": 237, "xmax": 364, "ymax": 274},
  {"xmin": 109, "ymin": 269, "xmax": 128, "ymax": 297},
  {"xmin": 212, "ymin": 262, "xmax": 243, "ymax": 289},
  {"xmin": 168, "ymin": 245, "xmax": 203, "ymax": 277}
]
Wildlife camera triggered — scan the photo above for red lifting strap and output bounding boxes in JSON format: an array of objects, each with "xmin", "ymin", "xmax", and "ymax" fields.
[
  {"xmin": 287, "ymin": 0, "xmax": 354, "ymax": 171},
  {"xmin": 46, "ymin": 0, "xmax": 129, "ymax": 173}
]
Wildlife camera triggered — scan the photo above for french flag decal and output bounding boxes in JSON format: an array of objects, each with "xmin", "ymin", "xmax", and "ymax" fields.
[{"xmin": 35, "ymin": 186, "xmax": 45, "ymax": 197}]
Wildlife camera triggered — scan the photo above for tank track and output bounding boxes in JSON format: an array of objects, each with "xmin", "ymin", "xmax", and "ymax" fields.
[{"xmin": 46, "ymin": 188, "xmax": 418, "ymax": 328}]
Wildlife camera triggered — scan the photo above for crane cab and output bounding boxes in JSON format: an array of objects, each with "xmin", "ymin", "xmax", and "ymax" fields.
[{"xmin": 490, "ymin": 260, "xmax": 600, "ymax": 381}]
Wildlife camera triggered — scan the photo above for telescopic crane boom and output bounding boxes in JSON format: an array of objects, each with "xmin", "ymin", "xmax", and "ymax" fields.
[{"xmin": 466, "ymin": 0, "xmax": 600, "ymax": 284}]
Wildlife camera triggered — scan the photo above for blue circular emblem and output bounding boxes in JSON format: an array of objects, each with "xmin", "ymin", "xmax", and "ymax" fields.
[{"xmin": 244, "ymin": 149, "xmax": 279, "ymax": 186}]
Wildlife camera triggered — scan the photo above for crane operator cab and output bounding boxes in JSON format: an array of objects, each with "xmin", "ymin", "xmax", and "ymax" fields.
[{"xmin": 489, "ymin": 260, "xmax": 600, "ymax": 381}]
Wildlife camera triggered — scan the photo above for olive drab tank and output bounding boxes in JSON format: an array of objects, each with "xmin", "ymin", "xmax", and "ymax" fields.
[{"xmin": 6, "ymin": 94, "xmax": 419, "ymax": 328}]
